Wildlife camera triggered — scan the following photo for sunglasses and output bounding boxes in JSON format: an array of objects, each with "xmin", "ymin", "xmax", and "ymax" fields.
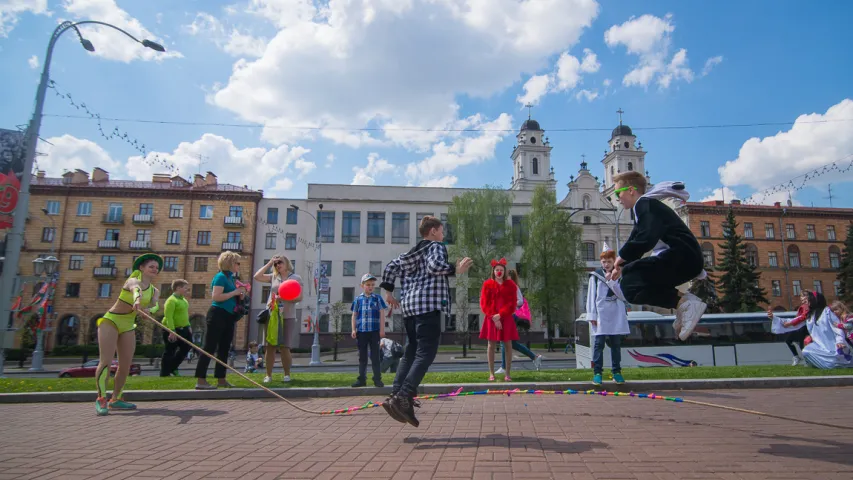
[{"xmin": 614, "ymin": 186, "xmax": 636, "ymax": 199}]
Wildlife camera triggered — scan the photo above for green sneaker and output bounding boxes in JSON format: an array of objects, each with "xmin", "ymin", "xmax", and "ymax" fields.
[
  {"xmin": 95, "ymin": 397, "xmax": 109, "ymax": 416},
  {"xmin": 171, "ymin": 370, "xmax": 180, "ymax": 377},
  {"xmin": 108, "ymin": 398, "xmax": 137, "ymax": 410},
  {"xmin": 593, "ymin": 374, "xmax": 602, "ymax": 386},
  {"xmin": 613, "ymin": 373, "xmax": 625, "ymax": 384}
]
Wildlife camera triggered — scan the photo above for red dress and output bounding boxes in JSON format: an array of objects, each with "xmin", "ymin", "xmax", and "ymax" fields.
[{"xmin": 479, "ymin": 278, "xmax": 520, "ymax": 342}]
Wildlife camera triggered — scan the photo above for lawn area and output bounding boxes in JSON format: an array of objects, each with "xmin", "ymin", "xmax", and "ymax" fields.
[{"xmin": 1, "ymin": 365, "xmax": 850, "ymax": 394}]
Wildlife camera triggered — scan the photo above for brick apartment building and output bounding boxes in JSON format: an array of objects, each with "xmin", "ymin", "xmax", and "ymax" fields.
[
  {"xmin": 678, "ymin": 199, "xmax": 853, "ymax": 311},
  {"xmin": 15, "ymin": 168, "xmax": 261, "ymax": 350}
]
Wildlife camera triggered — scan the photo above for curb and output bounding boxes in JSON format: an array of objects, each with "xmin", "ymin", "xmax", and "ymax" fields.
[{"xmin": 2, "ymin": 375, "xmax": 852, "ymax": 403}]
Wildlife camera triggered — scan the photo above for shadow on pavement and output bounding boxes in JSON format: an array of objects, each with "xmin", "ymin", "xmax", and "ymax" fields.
[
  {"xmin": 404, "ymin": 434, "xmax": 607, "ymax": 453},
  {"xmin": 121, "ymin": 408, "xmax": 228, "ymax": 424},
  {"xmin": 755, "ymin": 433, "xmax": 853, "ymax": 467}
]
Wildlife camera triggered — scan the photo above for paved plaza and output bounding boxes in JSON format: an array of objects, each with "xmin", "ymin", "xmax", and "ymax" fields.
[{"xmin": 0, "ymin": 387, "xmax": 851, "ymax": 480}]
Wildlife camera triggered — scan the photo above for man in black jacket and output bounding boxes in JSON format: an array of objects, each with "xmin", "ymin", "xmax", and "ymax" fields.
[{"xmin": 607, "ymin": 171, "xmax": 707, "ymax": 341}]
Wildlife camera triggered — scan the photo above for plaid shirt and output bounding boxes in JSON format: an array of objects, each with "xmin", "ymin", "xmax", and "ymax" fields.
[
  {"xmin": 380, "ymin": 240, "xmax": 455, "ymax": 318},
  {"xmin": 352, "ymin": 293, "xmax": 387, "ymax": 332}
]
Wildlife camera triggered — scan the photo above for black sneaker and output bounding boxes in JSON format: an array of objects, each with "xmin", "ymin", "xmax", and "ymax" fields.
[
  {"xmin": 374, "ymin": 380, "xmax": 385, "ymax": 388},
  {"xmin": 351, "ymin": 380, "xmax": 367, "ymax": 388},
  {"xmin": 390, "ymin": 395, "xmax": 420, "ymax": 428},
  {"xmin": 382, "ymin": 395, "xmax": 407, "ymax": 424}
]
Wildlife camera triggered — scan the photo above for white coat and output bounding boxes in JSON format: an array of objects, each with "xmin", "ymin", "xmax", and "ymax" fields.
[{"xmin": 586, "ymin": 272, "xmax": 630, "ymax": 336}]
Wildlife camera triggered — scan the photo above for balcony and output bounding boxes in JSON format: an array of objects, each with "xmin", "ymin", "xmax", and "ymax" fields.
[
  {"xmin": 222, "ymin": 241, "xmax": 243, "ymax": 252},
  {"xmin": 132, "ymin": 214, "xmax": 154, "ymax": 225},
  {"xmin": 129, "ymin": 240, "xmax": 151, "ymax": 250},
  {"xmin": 102, "ymin": 214, "xmax": 124, "ymax": 225},
  {"xmin": 97, "ymin": 239, "xmax": 120, "ymax": 249},
  {"xmin": 93, "ymin": 266, "xmax": 117, "ymax": 278},
  {"xmin": 224, "ymin": 216, "xmax": 245, "ymax": 227}
]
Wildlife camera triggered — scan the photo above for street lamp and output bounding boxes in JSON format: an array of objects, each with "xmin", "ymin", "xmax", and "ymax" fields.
[
  {"xmin": 291, "ymin": 203, "xmax": 324, "ymax": 366},
  {"xmin": 28, "ymin": 255, "xmax": 58, "ymax": 372},
  {"xmin": 0, "ymin": 20, "xmax": 166, "ymax": 359}
]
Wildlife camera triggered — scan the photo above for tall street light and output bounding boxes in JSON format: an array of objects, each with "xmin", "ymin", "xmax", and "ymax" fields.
[
  {"xmin": 291, "ymin": 204, "xmax": 324, "ymax": 366},
  {"xmin": 0, "ymin": 21, "xmax": 165, "ymax": 355},
  {"xmin": 29, "ymin": 208, "xmax": 58, "ymax": 372}
]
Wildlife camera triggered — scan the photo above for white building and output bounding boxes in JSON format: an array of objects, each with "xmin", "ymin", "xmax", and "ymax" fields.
[{"xmin": 250, "ymin": 116, "xmax": 649, "ymax": 346}]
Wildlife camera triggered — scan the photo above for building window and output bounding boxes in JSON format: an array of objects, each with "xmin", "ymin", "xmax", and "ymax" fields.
[
  {"xmin": 166, "ymin": 230, "xmax": 181, "ymax": 245},
  {"xmin": 199, "ymin": 205, "xmax": 214, "ymax": 219},
  {"xmin": 261, "ymin": 286, "xmax": 271, "ymax": 303},
  {"xmin": 806, "ymin": 224, "xmax": 816, "ymax": 240},
  {"xmin": 370, "ymin": 261, "xmax": 382, "ymax": 277},
  {"xmin": 267, "ymin": 208, "xmax": 279, "ymax": 225},
  {"xmin": 138, "ymin": 203, "xmax": 153, "ymax": 216},
  {"xmin": 226, "ymin": 232, "xmax": 241, "ymax": 244},
  {"xmin": 41, "ymin": 227, "xmax": 55, "ymax": 243},
  {"xmin": 771, "ymin": 280, "xmax": 782, "ymax": 297},
  {"xmin": 583, "ymin": 216, "xmax": 592, "ymax": 225},
  {"xmin": 765, "ymin": 223, "xmax": 775, "ymax": 239},
  {"xmin": 746, "ymin": 244, "xmax": 758, "ymax": 267},
  {"xmin": 229, "ymin": 205, "xmax": 244, "ymax": 218},
  {"xmin": 265, "ymin": 233, "xmax": 277, "ymax": 250},
  {"xmin": 164, "ymin": 257, "xmax": 179, "ymax": 272},
  {"xmin": 286, "ymin": 207, "xmax": 297, "ymax": 224},
  {"xmin": 768, "ymin": 252, "xmax": 778, "ymax": 268},
  {"xmin": 168, "ymin": 204, "xmax": 183, "ymax": 218},
  {"xmin": 197, "ymin": 231, "xmax": 211, "ymax": 245},
  {"xmin": 830, "ymin": 246, "xmax": 841, "ymax": 268},
  {"xmin": 792, "ymin": 280, "xmax": 802, "ymax": 296},
  {"xmin": 367, "ymin": 212, "xmax": 385, "ymax": 243},
  {"xmin": 192, "ymin": 284, "xmax": 206, "ymax": 299},
  {"xmin": 342, "ymin": 211, "xmax": 360, "ymax": 243},
  {"xmin": 743, "ymin": 222, "xmax": 753, "ymax": 239},
  {"xmin": 92, "ymin": 283, "xmax": 109, "ymax": 298},
  {"xmin": 285, "ymin": 233, "xmax": 296, "ymax": 250},
  {"xmin": 342, "ymin": 287, "xmax": 355, "ymax": 304},
  {"xmin": 105, "ymin": 229, "xmax": 120, "ymax": 241},
  {"xmin": 512, "ymin": 215, "xmax": 525, "ymax": 246},
  {"xmin": 343, "ymin": 261, "xmax": 356, "ymax": 277},
  {"xmin": 813, "ymin": 280, "xmax": 823, "ymax": 294},
  {"xmin": 441, "ymin": 213, "xmax": 454, "ymax": 244},
  {"xmin": 320, "ymin": 260, "xmax": 332, "ymax": 277},
  {"xmin": 532, "ymin": 158, "xmax": 539, "ymax": 175},
  {"xmin": 700, "ymin": 221, "xmax": 711, "ymax": 237},
  {"xmin": 76, "ymin": 201, "xmax": 91, "ymax": 216},
  {"xmin": 835, "ymin": 280, "xmax": 842, "ymax": 296},
  {"xmin": 69, "ymin": 255, "xmax": 83, "ymax": 270},
  {"xmin": 194, "ymin": 257, "xmax": 209, "ymax": 272},
  {"xmin": 787, "ymin": 245, "xmax": 801, "ymax": 268},
  {"xmin": 827, "ymin": 225, "xmax": 837, "ymax": 241},
  {"xmin": 318, "ymin": 211, "xmax": 335, "ymax": 243},
  {"xmin": 786, "ymin": 224, "xmax": 796, "ymax": 240},
  {"xmin": 582, "ymin": 242, "xmax": 596, "ymax": 261},
  {"xmin": 490, "ymin": 215, "xmax": 505, "ymax": 245},
  {"xmin": 702, "ymin": 243, "xmax": 715, "ymax": 267},
  {"xmin": 160, "ymin": 283, "xmax": 172, "ymax": 298},
  {"xmin": 100, "ymin": 256, "xmax": 116, "ymax": 267},
  {"xmin": 73, "ymin": 228, "xmax": 88, "ymax": 243},
  {"xmin": 107, "ymin": 203, "xmax": 123, "ymax": 222},
  {"xmin": 45, "ymin": 200, "xmax": 60, "ymax": 215},
  {"xmin": 810, "ymin": 252, "xmax": 820, "ymax": 268},
  {"xmin": 135, "ymin": 229, "xmax": 151, "ymax": 243},
  {"xmin": 392, "ymin": 213, "xmax": 409, "ymax": 244},
  {"xmin": 65, "ymin": 283, "xmax": 80, "ymax": 297}
]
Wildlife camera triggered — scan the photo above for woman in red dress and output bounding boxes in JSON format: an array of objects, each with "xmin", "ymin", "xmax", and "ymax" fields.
[{"xmin": 479, "ymin": 258, "xmax": 520, "ymax": 381}]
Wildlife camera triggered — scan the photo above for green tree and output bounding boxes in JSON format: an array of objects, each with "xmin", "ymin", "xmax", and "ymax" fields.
[
  {"xmin": 521, "ymin": 186, "xmax": 585, "ymax": 351},
  {"xmin": 716, "ymin": 208, "xmax": 768, "ymax": 312},
  {"xmin": 688, "ymin": 267, "xmax": 722, "ymax": 313},
  {"xmin": 447, "ymin": 186, "xmax": 515, "ymax": 357},
  {"xmin": 837, "ymin": 223, "xmax": 853, "ymax": 304}
]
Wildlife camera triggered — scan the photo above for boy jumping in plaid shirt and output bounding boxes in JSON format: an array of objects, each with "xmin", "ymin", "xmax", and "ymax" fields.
[
  {"xmin": 351, "ymin": 273, "xmax": 387, "ymax": 388},
  {"xmin": 381, "ymin": 215, "xmax": 473, "ymax": 427}
]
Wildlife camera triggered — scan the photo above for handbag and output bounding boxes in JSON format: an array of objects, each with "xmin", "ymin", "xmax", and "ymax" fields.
[
  {"xmin": 391, "ymin": 342, "xmax": 404, "ymax": 359},
  {"xmin": 256, "ymin": 308, "xmax": 271, "ymax": 325}
]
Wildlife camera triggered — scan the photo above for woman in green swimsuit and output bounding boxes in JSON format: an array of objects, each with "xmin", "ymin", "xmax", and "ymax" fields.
[{"xmin": 94, "ymin": 253, "xmax": 162, "ymax": 415}]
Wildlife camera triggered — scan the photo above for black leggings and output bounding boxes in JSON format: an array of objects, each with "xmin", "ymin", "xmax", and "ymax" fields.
[
  {"xmin": 194, "ymin": 306, "xmax": 237, "ymax": 379},
  {"xmin": 784, "ymin": 326, "xmax": 808, "ymax": 356}
]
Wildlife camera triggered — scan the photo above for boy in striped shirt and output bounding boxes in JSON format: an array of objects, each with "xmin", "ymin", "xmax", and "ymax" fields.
[{"xmin": 351, "ymin": 274, "xmax": 387, "ymax": 388}]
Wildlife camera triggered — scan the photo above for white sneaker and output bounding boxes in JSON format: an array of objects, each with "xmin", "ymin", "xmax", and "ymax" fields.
[
  {"xmin": 678, "ymin": 294, "xmax": 707, "ymax": 341},
  {"xmin": 283, "ymin": 375, "xmax": 291, "ymax": 383},
  {"xmin": 791, "ymin": 356, "xmax": 801, "ymax": 366},
  {"xmin": 494, "ymin": 367, "xmax": 506, "ymax": 375},
  {"xmin": 533, "ymin": 355, "xmax": 544, "ymax": 371},
  {"xmin": 263, "ymin": 376, "xmax": 271, "ymax": 384}
]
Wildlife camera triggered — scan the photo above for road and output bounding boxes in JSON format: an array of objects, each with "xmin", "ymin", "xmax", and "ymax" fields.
[{"xmin": 1, "ymin": 387, "xmax": 850, "ymax": 479}]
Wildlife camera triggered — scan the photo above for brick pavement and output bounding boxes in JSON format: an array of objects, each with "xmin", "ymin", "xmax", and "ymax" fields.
[{"xmin": 0, "ymin": 387, "xmax": 851, "ymax": 480}]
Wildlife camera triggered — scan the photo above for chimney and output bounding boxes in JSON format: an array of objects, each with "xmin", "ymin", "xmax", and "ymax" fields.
[
  {"xmin": 714, "ymin": 200, "xmax": 724, "ymax": 206},
  {"xmin": 774, "ymin": 202, "xmax": 781, "ymax": 207},
  {"xmin": 193, "ymin": 174, "xmax": 204, "ymax": 187},
  {"xmin": 731, "ymin": 199, "xmax": 741, "ymax": 205},
  {"xmin": 152, "ymin": 174, "xmax": 171, "ymax": 184},
  {"xmin": 92, "ymin": 167, "xmax": 109, "ymax": 182},
  {"xmin": 204, "ymin": 171, "xmax": 217, "ymax": 187},
  {"xmin": 71, "ymin": 169, "xmax": 89, "ymax": 185},
  {"xmin": 36, "ymin": 170, "xmax": 45, "ymax": 179},
  {"xmin": 62, "ymin": 171, "xmax": 73, "ymax": 184}
]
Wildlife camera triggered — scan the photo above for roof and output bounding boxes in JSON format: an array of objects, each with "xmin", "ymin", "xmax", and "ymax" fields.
[
  {"xmin": 683, "ymin": 200, "xmax": 853, "ymax": 216},
  {"xmin": 521, "ymin": 119, "xmax": 541, "ymax": 131},
  {"xmin": 611, "ymin": 124, "xmax": 633, "ymax": 138},
  {"xmin": 30, "ymin": 176, "xmax": 261, "ymax": 194}
]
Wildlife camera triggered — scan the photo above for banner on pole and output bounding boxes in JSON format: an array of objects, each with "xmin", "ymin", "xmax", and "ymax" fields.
[{"xmin": 0, "ymin": 129, "xmax": 27, "ymax": 230}]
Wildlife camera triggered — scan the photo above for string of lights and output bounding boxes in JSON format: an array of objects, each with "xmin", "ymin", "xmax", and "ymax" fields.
[{"xmin": 740, "ymin": 153, "xmax": 853, "ymax": 206}]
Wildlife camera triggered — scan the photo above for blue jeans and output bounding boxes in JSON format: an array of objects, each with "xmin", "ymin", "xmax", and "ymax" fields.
[
  {"xmin": 501, "ymin": 341, "xmax": 536, "ymax": 369},
  {"xmin": 393, "ymin": 311, "xmax": 441, "ymax": 398},
  {"xmin": 592, "ymin": 335, "xmax": 622, "ymax": 375}
]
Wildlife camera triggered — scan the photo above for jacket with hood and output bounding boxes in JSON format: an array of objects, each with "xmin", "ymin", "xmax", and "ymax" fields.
[{"xmin": 380, "ymin": 240, "xmax": 455, "ymax": 318}]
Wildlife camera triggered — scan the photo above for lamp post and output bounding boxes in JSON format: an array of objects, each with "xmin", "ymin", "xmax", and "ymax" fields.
[
  {"xmin": 0, "ymin": 20, "xmax": 165, "ymax": 359},
  {"xmin": 291, "ymin": 204, "xmax": 324, "ymax": 366},
  {"xmin": 29, "ymin": 255, "xmax": 58, "ymax": 372}
]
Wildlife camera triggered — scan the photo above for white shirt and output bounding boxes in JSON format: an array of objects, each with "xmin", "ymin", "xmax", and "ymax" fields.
[
  {"xmin": 379, "ymin": 337, "xmax": 395, "ymax": 358},
  {"xmin": 585, "ymin": 272, "xmax": 630, "ymax": 336}
]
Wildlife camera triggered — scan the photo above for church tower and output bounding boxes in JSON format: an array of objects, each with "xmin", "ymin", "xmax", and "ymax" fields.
[
  {"xmin": 511, "ymin": 106, "xmax": 556, "ymax": 191},
  {"xmin": 601, "ymin": 109, "xmax": 648, "ymax": 196}
]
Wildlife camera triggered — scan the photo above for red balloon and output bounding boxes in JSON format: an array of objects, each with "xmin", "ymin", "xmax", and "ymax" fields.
[{"xmin": 278, "ymin": 279, "xmax": 302, "ymax": 301}]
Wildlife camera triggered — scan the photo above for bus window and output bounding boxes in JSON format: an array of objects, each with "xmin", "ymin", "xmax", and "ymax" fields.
[
  {"xmin": 687, "ymin": 322, "xmax": 734, "ymax": 345},
  {"xmin": 575, "ymin": 321, "xmax": 590, "ymax": 347},
  {"xmin": 623, "ymin": 322, "xmax": 679, "ymax": 347}
]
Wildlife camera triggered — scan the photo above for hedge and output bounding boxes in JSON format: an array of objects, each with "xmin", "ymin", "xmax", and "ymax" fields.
[{"xmin": 3, "ymin": 348, "xmax": 32, "ymax": 362}]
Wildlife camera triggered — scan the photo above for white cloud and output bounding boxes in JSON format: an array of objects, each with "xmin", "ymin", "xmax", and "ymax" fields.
[
  {"xmin": 516, "ymin": 47, "xmax": 601, "ymax": 105},
  {"xmin": 62, "ymin": 0, "xmax": 181, "ymax": 62},
  {"xmin": 604, "ymin": 13, "xmax": 694, "ymax": 89},
  {"xmin": 0, "ymin": 0, "xmax": 48, "ymax": 38},
  {"xmin": 293, "ymin": 157, "xmax": 317, "ymax": 177},
  {"xmin": 211, "ymin": 0, "xmax": 599, "ymax": 147},
  {"xmin": 186, "ymin": 12, "xmax": 267, "ymax": 58},
  {"xmin": 27, "ymin": 55, "xmax": 38, "ymax": 69},
  {"xmin": 576, "ymin": 89, "xmax": 598, "ymax": 102},
  {"xmin": 325, "ymin": 153, "xmax": 335, "ymax": 168},
  {"xmin": 717, "ymin": 99, "xmax": 853, "ymax": 191},
  {"xmin": 39, "ymin": 134, "xmax": 121, "ymax": 175},
  {"xmin": 421, "ymin": 175, "xmax": 458, "ymax": 188},
  {"xmin": 517, "ymin": 74, "xmax": 551, "ymax": 106},
  {"xmin": 554, "ymin": 52, "xmax": 582, "ymax": 91},
  {"xmin": 602, "ymin": 78, "xmax": 612, "ymax": 87},
  {"xmin": 351, "ymin": 152, "xmax": 396, "ymax": 185},
  {"xmin": 699, "ymin": 187, "xmax": 739, "ymax": 203},
  {"xmin": 702, "ymin": 55, "xmax": 723, "ymax": 76},
  {"xmin": 580, "ymin": 48, "xmax": 600, "ymax": 73}
]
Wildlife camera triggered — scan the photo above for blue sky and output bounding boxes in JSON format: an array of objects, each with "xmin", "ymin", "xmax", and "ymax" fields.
[{"xmin": 1, "ymin": 0, "xmax": 852, "ymax": 207}]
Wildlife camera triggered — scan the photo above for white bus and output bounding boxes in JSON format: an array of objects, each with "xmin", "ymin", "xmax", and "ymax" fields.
[{"xmin": 575, "ymin": 310, "xmax": 798, "ymax": 369}]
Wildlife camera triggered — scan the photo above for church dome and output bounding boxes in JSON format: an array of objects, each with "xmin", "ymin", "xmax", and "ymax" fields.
[
  {"xmin": 521, "ymin": 119, "xmax": 541, "ymax": 131},
  {"xmin": 611, "ymin": 124, "xmax": 633, "ymax": 138}
]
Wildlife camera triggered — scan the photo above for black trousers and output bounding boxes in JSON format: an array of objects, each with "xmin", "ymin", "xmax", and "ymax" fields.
[
  {"xmin": 620, "ymin": 250, "xmax": 704, "ymax": 309},
  {"xmin": 356, "ymin": 330, "xmax": 382, "ymax": 382},
  {"xmin": 160, "ymin": 326, "xmax": 192, "ymax": 376},
  {"xmin": 784, "ymin": 326, "xmax": 808, "ymax": 356},
  {"xmin": 393, "ymin": 310, "xmax": 441, "ymax": 398},
  {"xmin": 195, "ymin": 306, "xmax": 237, "ymax": 379}
]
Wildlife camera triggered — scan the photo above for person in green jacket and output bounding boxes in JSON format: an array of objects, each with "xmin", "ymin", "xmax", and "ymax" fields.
[{"xmin": 160, "ymin": 279, "xmax": 192, "ymax": 377}]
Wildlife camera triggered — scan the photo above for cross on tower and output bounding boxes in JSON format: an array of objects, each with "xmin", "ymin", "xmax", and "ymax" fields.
[
  {"xmin": 525, "ymin": 103, "xmax": 534, "ymax": 120},
  {"xmin": 617, "ymin": 108, "xmax": 624, "ymax": 125}
]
